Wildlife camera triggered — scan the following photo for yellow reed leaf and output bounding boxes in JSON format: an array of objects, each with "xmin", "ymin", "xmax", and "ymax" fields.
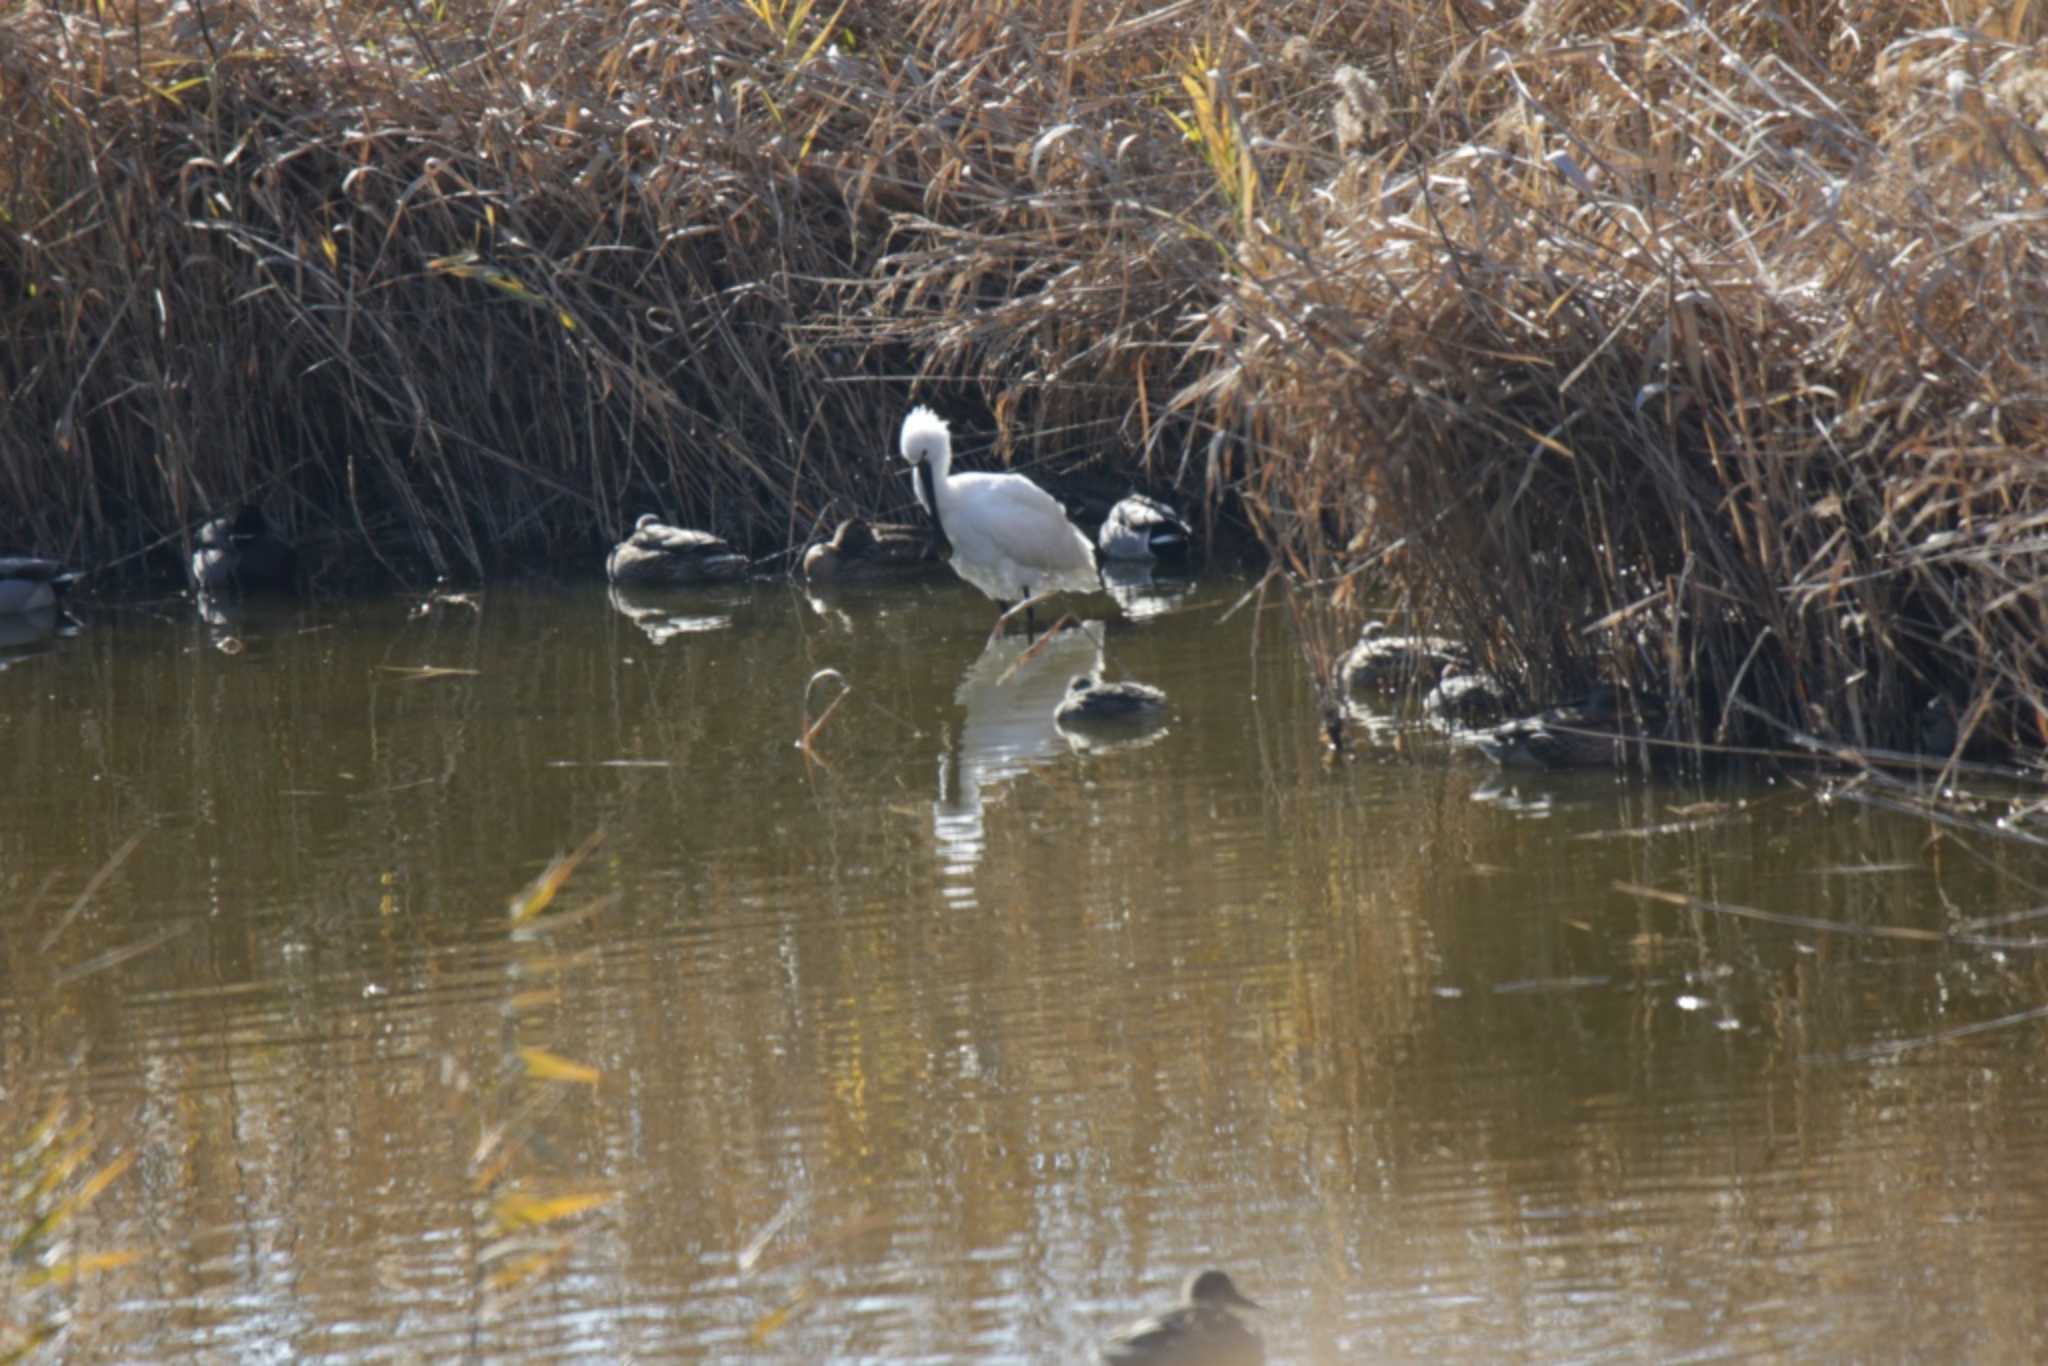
[
  {"xmin": 494, "ymin": 1188, "xmax": 614, "ymax": 1230},
  {"xmin": 486, "ymin": 1246, "xmax": 567, "ymax": 1292},
  {"xmin": 26, "ymin": 1248, "xmax": 144, "ymax": 1287},
  {"xmin": 517, "ymin": 1046, "xmax": 601, "ymax": 1086},
  {"xmin": 749, "ymin": 1285, "xmax": 814, "ymax": 1345},
  {"xmin": 508, "ymin": 830, "xmax": 604, "ymax": 923}
]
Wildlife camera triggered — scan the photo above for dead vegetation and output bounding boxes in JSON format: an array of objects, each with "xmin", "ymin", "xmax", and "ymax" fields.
[{"xmin": 1, "ymin": 1, "xmax": 2042, "ymax": 756}]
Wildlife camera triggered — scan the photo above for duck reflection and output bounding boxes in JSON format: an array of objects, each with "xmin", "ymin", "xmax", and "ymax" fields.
[
  {"xmin": 934, "ymin": 620, "xmax": 1105, "ymax": 895},
  {"xmin": 1101, "ymin": 559, "xmax": 1197, "ymax": 621},
  {"xmin": 0, "ymin": 606, "xmax": 78, "ymax": 669},
  {"xmin": 607, "ymin": 585, "xmax": 735, "ymax": 645}
]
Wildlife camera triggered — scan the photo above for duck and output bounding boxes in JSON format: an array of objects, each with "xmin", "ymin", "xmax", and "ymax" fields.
[
  {"xmin": 1098, "ymin": 493, "xmax": 1194, "ymax": 562},
  {"xmin": 1055, "ymin": 674, "xmax": 1168, "ymax": 727},
  {"xmin": 898, "ymin": 406, "xmax": 1098, "ymax": 629},
  {"xmin": 191, "ymin": 506, "xmax": 296, "ymax": 593},
  {"xmin": 1469, "ymin": 685, "xmax": 1662, "ymax": 769},
  {"xmin": 0, "ymin": 557, "xmax": 81, "ymax": 615},
  {"xmin": 1099, "ymin": 1269, "xmax": 1264, "ymax": 1366},
  {"xmin": 1338, "ymin": 620, "xmax": 1467, "ymax": 695},
  {"xmin": 1423, "ymin": 661, "xmax": 1509, "ymax": 727},
  {"xmin": 801, "ymin": 517, "xmax": 942, "ymax": 583},
  {"xmin": 606, "ymin": 514, "xmax": 749, "ymax": 586}
]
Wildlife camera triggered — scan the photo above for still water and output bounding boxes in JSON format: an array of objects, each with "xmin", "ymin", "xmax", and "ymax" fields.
[{"xmin": 4, "ymin": 574, "xmax": 2048, "ymax": 1361}]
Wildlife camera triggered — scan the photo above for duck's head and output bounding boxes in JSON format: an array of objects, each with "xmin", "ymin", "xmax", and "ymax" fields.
[
  {"xmin": 1068, "ymin": 674, "xmax": 1098, "ymax": 694},
  {"xmin": 1185, "ymin": 1269, "xmax": 1259, "ymax": 1312},
  {"xmin": 834, "ymin": 518, "xmax": 877, "ymax": 554}
]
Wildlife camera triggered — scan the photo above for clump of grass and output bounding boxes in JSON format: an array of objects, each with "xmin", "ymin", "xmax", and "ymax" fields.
[{"xmin": 1170, "ymin": 5, "xmax": 2048, "ymax": 760}]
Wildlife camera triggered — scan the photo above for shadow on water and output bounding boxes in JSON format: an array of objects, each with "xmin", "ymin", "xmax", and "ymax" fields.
[{"xmin": 3, "ymin": 578, "xmax": 2048, "ymax": 1359}]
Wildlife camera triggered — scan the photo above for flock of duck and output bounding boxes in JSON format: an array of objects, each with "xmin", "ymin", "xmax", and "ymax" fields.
[
  {"xmin": 5, "ymin": 406, "xmax": 1633, "ymax": 770},
  {"xmin": 1339, "ymin": 620, "xmax": 1664, "ymax": 769}
]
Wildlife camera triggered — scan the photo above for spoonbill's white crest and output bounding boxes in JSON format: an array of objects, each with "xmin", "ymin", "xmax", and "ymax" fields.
[
  {"xmin": 1097, "ymin": 493, "xmax": 1193, "ymax": 562},
  {"xmin": 898, "ymin": 406, "xmax": 1096, "ymax": 626},
  {"xmin": 606, "ymin": 515, "xmax": 748, "ymax": 586}
]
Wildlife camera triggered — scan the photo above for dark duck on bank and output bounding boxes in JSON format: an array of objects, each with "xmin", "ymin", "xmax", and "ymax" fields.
[{"xmin": 1099, "ymin": 1269, "xmax": 1264, "ymax": 1366}]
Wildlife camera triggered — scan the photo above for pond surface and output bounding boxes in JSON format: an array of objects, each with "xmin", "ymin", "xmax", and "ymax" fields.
[{"xmin": 4, "ymin": 573, "xmax": 2048, "ymax": 1361}]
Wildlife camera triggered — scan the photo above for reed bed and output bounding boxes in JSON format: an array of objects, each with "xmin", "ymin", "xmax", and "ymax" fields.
[{"xmin": 2, "ymin": 1, "xmax": 2042, "ymax": 754}]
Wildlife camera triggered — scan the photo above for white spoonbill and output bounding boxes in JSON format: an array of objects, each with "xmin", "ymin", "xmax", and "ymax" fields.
[{"xmin": 899, "ymin": 406, "xmax": 1097, "ymax": 627}]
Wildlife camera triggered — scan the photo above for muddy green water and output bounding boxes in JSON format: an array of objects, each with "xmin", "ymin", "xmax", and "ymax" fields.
[{"xmin": 4, "ymin": 576, "xmax": 2048, "ymax": 1361}]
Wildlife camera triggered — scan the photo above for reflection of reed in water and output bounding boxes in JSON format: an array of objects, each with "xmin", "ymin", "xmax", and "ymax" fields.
[{"xmin": 933, "ymin": 621, "xmax": 1104, "ymax": 893}]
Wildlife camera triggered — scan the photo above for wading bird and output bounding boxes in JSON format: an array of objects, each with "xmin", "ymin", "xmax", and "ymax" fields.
[
  {"xmin": 1098, "ymin": 493, "xmax": 1193, "ymax": 562},
  {"xmin": 1099, "ymin": 1269, "xmax": 1264, "ymax": 1366},
  {"xmin": 191, "ymin": 506, "xmax": 296, "ymax": 594},
  {"xmin": 606, "ymin": 515, "xmax": 748, "ymax": 587},
  {"xmin": 0, "ymin": 557, "xmax": 81, "ymax": 615},
  {"xmin": 898, "ymin": 406, "xmax": 1097, "ymax": 628}
]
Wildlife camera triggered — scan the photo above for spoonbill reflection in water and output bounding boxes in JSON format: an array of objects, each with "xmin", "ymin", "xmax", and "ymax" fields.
[
  {"xmin": 934, "ymin": 620, "xmax": 1104, "ymax": 895},
  {"xmin": 898, "ymin": 406, "xmax": 1097, "ymax": 629}
]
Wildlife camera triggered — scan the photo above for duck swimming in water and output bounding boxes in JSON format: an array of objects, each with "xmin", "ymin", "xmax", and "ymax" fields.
[
  {"xmin": 191, "ymin": 506, "xmax": 296, "ymax": 594},
  {"xmin": 1098, "ymin": 493, "xmax": 1194, "ymax": 563},
  {"xmin": 1469, "ymin": 685, "xmax": 1664, "ymax": 769},
  {"xmin": 1055, "ymin": 674, "xmax": 1168, "ymax": 727},
  {"xmin": 1339, "ymin": 620, "xmax": 1468, "ymax": 696},
  {"xmin": 801, "ymin": 517, "xmax": 942, "ymax": 584},
  {"xmin": 0, "ymin": 557, "xmax": 82, "ymax": 615},
  {"xmin": 606, "ymin": 515, "xmax": 749, "ymax": 586},
  {"xmin": 1099, "ymin": 1269, "xmax": 1264, "ymax": 1366}
]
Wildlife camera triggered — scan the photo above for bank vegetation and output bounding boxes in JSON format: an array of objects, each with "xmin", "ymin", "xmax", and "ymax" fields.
[{"xmin": 1, "ymin": 0, "xmax": 2042, "ymax": 757}]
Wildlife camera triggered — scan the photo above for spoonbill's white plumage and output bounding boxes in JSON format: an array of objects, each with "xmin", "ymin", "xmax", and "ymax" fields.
[
  {"xmin": 1098, "ymin": 494, "xmax": 1193, "ymax": 562},
  {"xmin": 899, "ymin": 406, "xmax": 1097, "ymax": 622}
]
